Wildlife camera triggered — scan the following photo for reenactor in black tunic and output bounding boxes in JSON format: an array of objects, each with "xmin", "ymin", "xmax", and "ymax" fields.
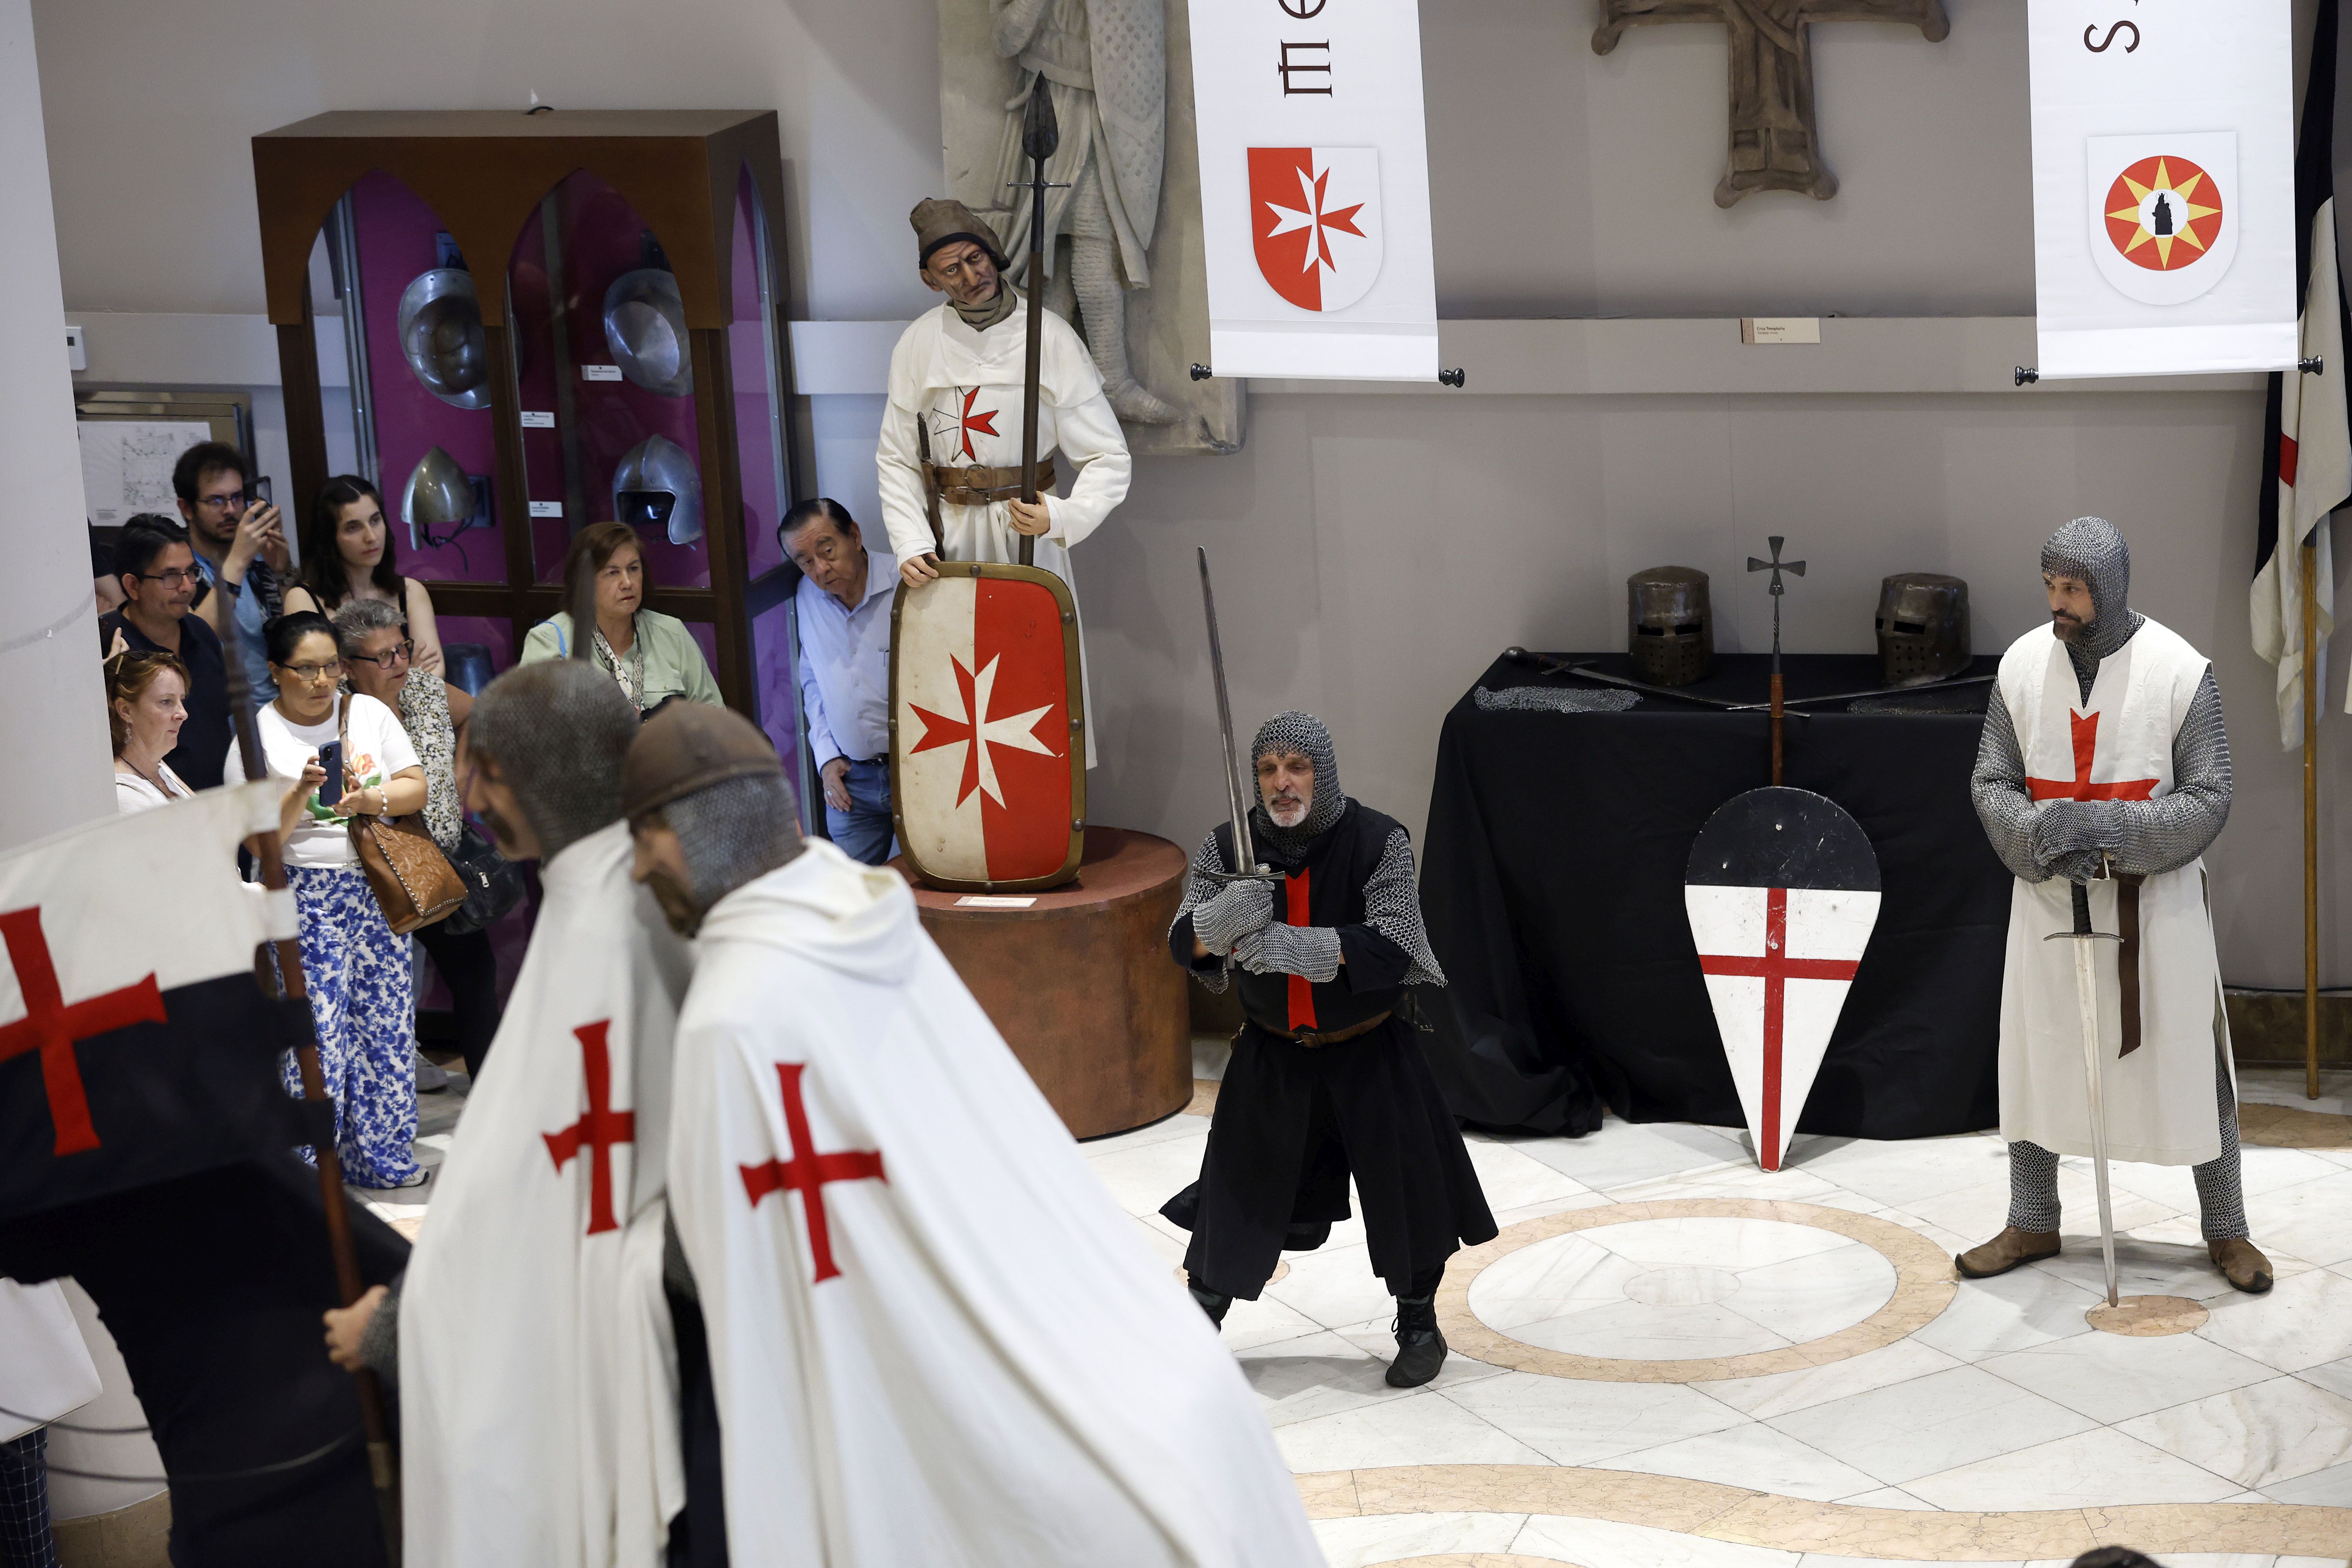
[{"xmin": 1162, "ymin": 711, "xmax": 1495, "ymax": 1388}]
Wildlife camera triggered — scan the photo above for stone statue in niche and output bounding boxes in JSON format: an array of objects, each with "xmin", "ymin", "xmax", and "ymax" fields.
[
  {"xmin": 941, "ymin": 0, "xmax": 1245, "ymax": 455},
  {"xmin": 1593, "ymin": 0, "xmax": 1951, "ymax": 208}
]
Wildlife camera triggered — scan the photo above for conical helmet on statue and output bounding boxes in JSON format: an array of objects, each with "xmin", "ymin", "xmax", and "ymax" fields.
[
  {"xmin": 1875, "ymin": 573, "xmax": 1970, "ymax": 686},
  {"xmin": 1626, "ymin": 566, "xmax": 1713, "ymax": 687}
]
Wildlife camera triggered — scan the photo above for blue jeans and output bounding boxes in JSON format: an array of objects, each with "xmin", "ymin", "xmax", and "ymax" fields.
[{"xmin": 826, "ymin": 758, "xmax": 898, "ymax": 866}]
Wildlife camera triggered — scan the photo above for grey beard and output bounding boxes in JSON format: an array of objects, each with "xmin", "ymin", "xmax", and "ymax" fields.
[{"xmin": 952, "ymin": 283, "xmax": 1018, "ymax": 331}]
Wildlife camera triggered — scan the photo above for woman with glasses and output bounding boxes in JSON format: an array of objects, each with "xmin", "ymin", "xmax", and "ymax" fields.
[
  {"xmin": 517, "ymin": 521, "xmax": 720, "ymax": 714},
  {"xmin": 333, "ymin": 598, "xmax": 501, "ymax": 1083},
  {"xmin": 108, "ymin": 651, "xmax": 196, "ymax": 813},
  {"xmin": 225, "ymin": 611, "xmax": 431, "ymax": 1190},
  {"xmin": 283, "ymin": 475, "xmax": 446, "ymax": 676}
]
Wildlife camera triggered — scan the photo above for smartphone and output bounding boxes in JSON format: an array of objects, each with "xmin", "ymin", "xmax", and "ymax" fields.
[
  {"xmin": 316, "ymin": 742, "xmax": 343, "ymax": 807},
  {"xmin": 254, "ymin": 475, "xmax": 273, "ymax": 507}
]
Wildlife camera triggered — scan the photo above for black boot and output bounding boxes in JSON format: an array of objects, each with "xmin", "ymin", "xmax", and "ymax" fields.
[
  {"xmin": 1187, "ymin": 1278, "xmax": 1232, "ymax": 1329},
  {"xmin": 1386, "ymin": 1294, "xmax": 1446, "ymax": 1388}
]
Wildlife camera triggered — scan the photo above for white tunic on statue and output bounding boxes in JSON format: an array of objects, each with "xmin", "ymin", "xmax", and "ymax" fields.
[
  {"xmin": 1996, "ymin": 619, "xmax": 2232, "ymax": 1167},
  {"xmin": 667, "ymin": 840, "xmax": 1322, "ymax": 1567},
  {"xmin": 876, "ymin": 294, "xmax": 1131, "ymax": 768},
  {"xmin": 398, "ymin": 820, "xmax": 694, "ymax": 1567}
]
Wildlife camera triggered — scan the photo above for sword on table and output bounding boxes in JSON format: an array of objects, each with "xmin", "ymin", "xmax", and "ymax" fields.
[
  {"xmin": 1196, "ymin": 547, "xmax": 1281, "ymax": 886},
  {"xmin": 2046, "ymin": 868, "xmax": 2124, "ymax": 1308}
]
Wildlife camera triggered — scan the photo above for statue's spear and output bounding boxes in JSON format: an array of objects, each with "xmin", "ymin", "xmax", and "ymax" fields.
[{"xmin": 1015, "ymin": 83, "xmax": 1059, "ymax": 570}]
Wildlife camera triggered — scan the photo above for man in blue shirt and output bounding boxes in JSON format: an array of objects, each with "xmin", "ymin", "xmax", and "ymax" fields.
[
  {"xmin": 783, "ymin": 499, "xmax": 898, "ymax": 864},
  {"xmin": 176, "ymin": 441, "xmax": 284, "ymax": 704}
]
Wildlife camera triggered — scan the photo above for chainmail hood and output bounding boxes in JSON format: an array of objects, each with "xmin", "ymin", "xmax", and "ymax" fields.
[
  {"xmin": 466, "ymin": 661, "xmax": 641, "ymax": 862},
  {"xmin": 2040, "ymin": 516, "xmax": 2142, "ymax": 661},
  {"xmin": 1250, "ymin": 710, "xmax": 1346, "ymax": 853},
  {"xmin": 666, "ymin": 773, "xmax": 804, "ymax": 930}
]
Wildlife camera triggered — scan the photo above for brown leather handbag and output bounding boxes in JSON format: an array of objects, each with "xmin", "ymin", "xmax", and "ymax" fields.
[{"xmin": 340, "ymin": 696, "xmax": 466, "ymax": 934}]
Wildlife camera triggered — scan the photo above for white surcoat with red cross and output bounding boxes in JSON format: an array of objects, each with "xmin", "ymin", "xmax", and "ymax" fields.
[{"xmin": 1994, "ymin": 618, "xmax": 2232, "ymax": 1167}]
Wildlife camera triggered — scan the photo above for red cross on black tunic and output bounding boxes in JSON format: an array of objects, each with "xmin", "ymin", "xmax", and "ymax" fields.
[
  {"xmin": 542, "ymin": 1021, "xmax": 635, "ymax": 1236},
  {"xmin": 739, "ymin": 1062, "xmax": 886, "ymax": 1283},
  {"xmin": 1693, "ymin": 888, "xmax": 1860, "ymax": 1171},
  {"xmin": 0, "ymin": 906, "xmax": 167, "ymax": 1156}
]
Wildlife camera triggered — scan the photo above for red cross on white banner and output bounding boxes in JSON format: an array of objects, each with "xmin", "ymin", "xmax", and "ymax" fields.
[
  {"xmin": 542, "ymin": 1020, "xmax": 635, "ymax": 1236},
  {"xmin": 739, "ymin": 1062, "xmax": 887, "ymax": 1283},
  {"xmin": 0, "ymin": 906, "xmax": 167, "ymax": 1156},
  {"xmin": 2027, "ymin": 710, "xmax": 2160, "ymax": 803}
]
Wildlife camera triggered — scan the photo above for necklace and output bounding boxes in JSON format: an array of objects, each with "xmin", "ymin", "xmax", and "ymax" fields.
[{"xmin": 117, "ymin": 750, "xmax": 177, "ymax": 799}]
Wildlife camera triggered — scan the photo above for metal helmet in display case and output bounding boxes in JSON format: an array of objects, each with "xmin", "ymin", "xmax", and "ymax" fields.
[
  {"xmin": 1626, "ymin": 566, "xmax": 1713, "ymax": 686},
  {"xmin": 396, "ymin": 269, "xmax": 491, "ymax": 408},
  {"xmin": 613, "ymin": 435, "xmax": 702, "ymax": 545},
  {"xmin": 403, "ymin": 445, "xmax": 477, "ymax": 549},
  {"xmin": 1875, "ymin": 573, "xmax": 1970, "ymax": 686},
  {"xmin": 602, "ymin": 267, "xmax": 692, "ymax": 397}
]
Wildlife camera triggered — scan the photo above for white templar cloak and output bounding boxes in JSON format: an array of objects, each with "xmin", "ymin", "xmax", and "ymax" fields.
[
  {"xmin": 398, "ymin": 820, "xmax": 694, "ymax": 1567},
  {"xmin": 667, "ymin": 839, "xmax": 1322, "ymax": 1567},
  {"xmin": 877, "ymin": 294, "xmax": 1131, "ymax": 768},
  {"xmin": 1996, "ymin": 620, "xmax": 2232, "ymax": 1167}
]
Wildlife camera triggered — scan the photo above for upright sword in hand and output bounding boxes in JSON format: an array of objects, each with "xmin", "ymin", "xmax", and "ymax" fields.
[
  {"xmin": 1196, "ymin": 547, "xmax": 1280, "ymax": 885},
  {"xmin": 2046, "ymin": 871, "xmax": 2123, "ymax": 1307}
]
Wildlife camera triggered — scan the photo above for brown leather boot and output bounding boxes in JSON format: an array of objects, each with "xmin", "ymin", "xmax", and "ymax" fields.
[
  {"xmin": 2209, "ymin": 1237, "xmax": 2273, "ymax": 1294},
  {"xmin": 1955, "ymin": 1227, "xmax": 2061, "ymax": 1279}
]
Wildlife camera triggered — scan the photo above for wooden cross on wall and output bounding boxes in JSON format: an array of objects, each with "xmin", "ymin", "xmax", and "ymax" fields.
[{"xmin": 1593, "ymin": 0, "xmax": 1951, "ymax": 208}]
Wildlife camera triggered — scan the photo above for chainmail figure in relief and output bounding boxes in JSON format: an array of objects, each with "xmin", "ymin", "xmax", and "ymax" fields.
[{"xmin": 467, "ymin": 661, "xmax": 642, "ymax": 862}]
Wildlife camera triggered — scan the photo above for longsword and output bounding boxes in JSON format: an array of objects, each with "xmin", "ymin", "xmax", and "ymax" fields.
[
  {"xmin": 2046, "ymin": 873, "xmax": 2123, "ymax": 1307},
  {"xmin": 1197, "ymin": 548, "xmax": 1279, "ymax": 884}
]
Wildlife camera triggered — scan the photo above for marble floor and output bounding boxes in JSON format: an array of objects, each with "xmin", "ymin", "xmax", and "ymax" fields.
[{"xmin": 1079, "ymin": 1056, "xmax": 2352, "ymax": 1568}]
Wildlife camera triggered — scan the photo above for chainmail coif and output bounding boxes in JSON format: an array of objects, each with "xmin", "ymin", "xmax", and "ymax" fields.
[
  {"xmin": 2041, "ymin": 516, "xmax": 2143, "ymax": 664},
  {"xmin": 467, "ymin": 661, "xmax": 641, "ymax": 862},
  {"xmin": 1250, "ymin": 710, "xmax": 1345, "ymax": 852},
  {"xmin": 666, "ymin": 773, "xmax": 804, "ymax": 923}
]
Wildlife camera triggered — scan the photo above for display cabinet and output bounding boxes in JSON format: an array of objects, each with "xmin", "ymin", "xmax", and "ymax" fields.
[{"xmin": 250, "ymin": 110, "xmax": 804, "ymax": 777}]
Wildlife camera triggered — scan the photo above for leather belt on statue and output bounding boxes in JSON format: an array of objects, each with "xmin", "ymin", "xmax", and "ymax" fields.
[
  {"xmin": 929, "ymin": 457, "xmax": 1056, "ymax": 509},
  {"xmin": 1252, "ymin": 1011, "xmax": 1392, "ymax": 1049},
  {"xmin": 2116, "ymin": 871, "xmax": 2144, "ymax": 1058}
]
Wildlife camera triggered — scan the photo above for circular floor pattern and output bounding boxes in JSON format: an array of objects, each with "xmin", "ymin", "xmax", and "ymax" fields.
[
  {"xmin": 2086, "ymin": 1293, "xmax": 2208, "ymax": 1336},
  {"xmin": 1438, "ymin": 1198, "xmax": 1956, "ymax": 1382},
  {"xmin": 1371, "ymin": 1557, "xmax": 1583, "ymax": 1567}
]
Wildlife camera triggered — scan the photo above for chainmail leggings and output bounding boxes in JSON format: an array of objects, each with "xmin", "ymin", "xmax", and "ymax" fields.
[{"xmin": 2005, "ymin": 1038, "xmax": 2248, "ymax": 1240}]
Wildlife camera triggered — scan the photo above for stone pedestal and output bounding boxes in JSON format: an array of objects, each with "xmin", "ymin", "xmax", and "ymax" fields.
[{"xmin": 899, "ymin": 827, "xmax": 1191, "ymax": 1140}]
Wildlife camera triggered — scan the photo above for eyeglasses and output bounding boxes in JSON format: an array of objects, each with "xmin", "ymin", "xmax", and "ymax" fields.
[
  {"xmin": 276, "ymin": 659, "xmax": 343, "ymax": 682},
  {"xmin": 348, "ymin": 641, "xmax": 413, "ymax": 671},
  {"xmin": 133, "ymin": 566, "xmax": 205, "ymax": 588},
  {"xmin": 196, "ymin": 490, "xmax": 248, "ymax": 512}
]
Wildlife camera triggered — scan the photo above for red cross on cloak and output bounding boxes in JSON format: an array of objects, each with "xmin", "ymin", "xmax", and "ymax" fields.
[
  {"xmin": 1694, "ymin": 888, "xmax": 1860, "ymax": 1172},
  {"xmin": 0, "ymin": 906, "xmax": 167, "ymax": 1156},
  {"xmin": 2026, "ymin": 710, "xmax": 2160, "ymax": 802},
  {"xmin": 542, "ymin": 1021, "xmax": 635, "ymax": 1236},
  {"xmin": 739, "ymin": 1062, "xmax": 886, "ymax": 1283}
]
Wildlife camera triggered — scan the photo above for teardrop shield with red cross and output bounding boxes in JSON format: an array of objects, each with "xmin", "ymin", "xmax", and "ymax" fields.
[
  {"xmin": 1684, "ymin": 788, "xmax": 1882, "ymax": 1173},
  {"xmin": 890, "ymin": 562, "xmax": 1087, "ymax": 892}
]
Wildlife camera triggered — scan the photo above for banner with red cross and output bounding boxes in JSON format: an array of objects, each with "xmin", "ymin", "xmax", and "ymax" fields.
[
  {"xmin": 1684, "ymin": 788, "xmax": 1882, "ymax": 1173},
  {"xmin": 0, "ymin": 783, "xmax": 313, "ymax": 1219}
]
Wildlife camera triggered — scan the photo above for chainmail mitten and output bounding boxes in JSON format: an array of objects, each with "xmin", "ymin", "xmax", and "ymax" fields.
[
  {"xmin": 1192, "ymin": 878, "xmax": 1276, "ymax": 956},
  {"xmin": 2041, "ymin": 516, "xmax": 2144, "ymax": 661},
  {"xmin": 2030, "ymin": 799, "xmax": 2122, "ymax": 864},
  {"xmin": 1249, "ymin": 711, "xmax": 1346, "ymax": 853},
  {"xmin": 468, "ymin": 661, "xmax": 641, "ymax": 862},
  {"xmin": 667, "ymin": 773, "xmax": 803, "ymax": 920},
  {"xmin": 358, "ymin": 1271, "xmax": 403, "ymax": 1376},
  {"xmin": 1234, "ymin": 924, "xmax": 1342, "ymax": 982}
]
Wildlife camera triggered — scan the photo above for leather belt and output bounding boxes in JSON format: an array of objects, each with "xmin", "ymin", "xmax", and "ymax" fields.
[
  {"xmin": 932, "ymin": 457, "xmax": 1056, "ymax": 509},
  {"xmin": 1252, "ymin": 1011, "xmax": 1392, "ymax": 1049},
  {"xmin": 2116, "ymin": 871, "xmax": 2143, "ymax": 1058}
]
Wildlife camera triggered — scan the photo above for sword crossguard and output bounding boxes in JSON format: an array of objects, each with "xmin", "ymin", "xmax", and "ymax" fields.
[
  {"xmin": 1199, "ymin": 866, "xmax": 1283, "ymax": 886},
  {"xmin": 2043, "ymin": 930, "xmax": 2123, "ymax": 943}
]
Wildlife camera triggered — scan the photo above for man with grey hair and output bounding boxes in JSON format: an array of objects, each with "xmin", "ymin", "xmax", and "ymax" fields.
[
  {"xmin": 633, "ymin": 702, "xmax": 1320, "ymax": 1563},
  {"xmin": 1962, "ymin": 516, "xmax": 2270, "ymax": 1293},
  {"xmin": 320, "ymin": 661, "xmax": 697, "ymax": 1566}
]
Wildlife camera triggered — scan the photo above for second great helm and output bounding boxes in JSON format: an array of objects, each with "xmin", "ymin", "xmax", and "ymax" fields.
[
  {"xmin": 614, "ymin": 436, "xmax": 703, "ymax": 546},
  {"xmin": 1876, "ymin": 573, "xmax": 1971, "ymax": 686},
  {"xmin": 1626, "ymin": 566, "xmax": 1713, "ymax": 686}
]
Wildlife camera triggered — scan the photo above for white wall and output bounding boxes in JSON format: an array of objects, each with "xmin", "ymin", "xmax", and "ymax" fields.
[{"xmin": 25, "ymin": 0, "xmax": 2352, "ymax": 989}]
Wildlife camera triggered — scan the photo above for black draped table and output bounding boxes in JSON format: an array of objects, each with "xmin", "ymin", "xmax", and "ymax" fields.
[{"xmin": 1416, "ymin": 651, "xmax": 2011, "ymax": 1143}]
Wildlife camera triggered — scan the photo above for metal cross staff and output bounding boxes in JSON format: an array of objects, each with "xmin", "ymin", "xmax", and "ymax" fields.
[{"xmin": 1747, "ymin": 536, "xmax": 1805, "ymax": 786}]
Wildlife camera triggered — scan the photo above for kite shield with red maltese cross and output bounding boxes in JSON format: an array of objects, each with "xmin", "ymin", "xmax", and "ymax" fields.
[
  {"xmin": 1684, "ymin": 788, "xmax": 1881, "ymax": 1173},
  {"xmin": 890, "ymin": 563, "xmax": 1086, "ymax": 892}
]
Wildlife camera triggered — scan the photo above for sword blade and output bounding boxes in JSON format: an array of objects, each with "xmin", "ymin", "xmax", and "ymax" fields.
[
  {"xmin": 2073, "ymin": 938, "xmax": 2121, "ymax": 1307},
  {"xmin": 1198, "ymin": 548, "xmax": 1259, "ymax": 875}
]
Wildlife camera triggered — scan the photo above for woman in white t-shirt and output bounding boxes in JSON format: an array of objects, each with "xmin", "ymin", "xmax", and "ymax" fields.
[
  {"xmin": 107, "ymin": 651, "xmax": 196, "ymax": 813},
  {"xmin": 225, "ymin": 611, "xmax": 430, "ymax": 1189}
]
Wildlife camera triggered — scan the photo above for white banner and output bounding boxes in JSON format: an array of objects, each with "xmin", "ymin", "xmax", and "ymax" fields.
[
  {"xmin": 2030, "ymin": 0, "xmax": 2298, "ymax": 378},
  {"xmin": 1188, "ymin": 0, "xmax": 1437, "ymax": 380}
]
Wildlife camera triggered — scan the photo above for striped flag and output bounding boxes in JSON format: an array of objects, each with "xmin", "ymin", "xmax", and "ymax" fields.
[{"xmin": 2252, "ymin": 0, "xmax": 2352, "ymax": 748}]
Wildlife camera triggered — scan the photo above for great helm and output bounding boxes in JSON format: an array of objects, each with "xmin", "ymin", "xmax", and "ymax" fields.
[
  {"xmin": 603, "ymin": 267, "xmax": 693, "ymax": 397},
  {"xmin": 1626, "ymin": 566, "xmax": 1713, "ymax": 687},
  {"xmin": 396, "ymin": 269, "xmax": 491, "ymax": 409},
  {"xmin": 1875, "ymin": 573, "xmax": 1970, "ymax": 686},
  {"xmin": 613, "ymin": 435, "xmax": 703, "ymax": 546}
]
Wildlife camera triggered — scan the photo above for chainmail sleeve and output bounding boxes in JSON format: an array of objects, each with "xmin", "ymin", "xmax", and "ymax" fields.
[
  {"xmin": 1350, "ymin": 828, "xmax": 1445, "ymax": 988},
  {"xmin": 1169, "ymin": 830, "xmax": 1233, "ymax": 994},
  {"xmin": 2031, "ymin": 668, "xmax": 2231, "ymax": 877},
  {"xmin": 1971, "ymin": 686, "xmax": 2047, "ymax": 882}
]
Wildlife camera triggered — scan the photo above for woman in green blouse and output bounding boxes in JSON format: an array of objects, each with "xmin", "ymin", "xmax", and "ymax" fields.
[{"xmin": 520, "ymin": 521, "xmax": 722, "ymax": 713}]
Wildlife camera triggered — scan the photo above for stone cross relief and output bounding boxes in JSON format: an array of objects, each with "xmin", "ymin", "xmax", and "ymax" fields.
[{"xmin": 1593, "ymin": 0, "xmax": 1951, "ymax": 207}]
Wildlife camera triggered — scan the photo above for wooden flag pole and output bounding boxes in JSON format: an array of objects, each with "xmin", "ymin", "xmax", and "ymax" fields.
[
  {"xmin": 223, "ymin": 656, "xmax": 402, "ymax": 1559},
  {"xmin": 2305, "ymin": 535, "xmax": 2323, "ymax": 1101}
]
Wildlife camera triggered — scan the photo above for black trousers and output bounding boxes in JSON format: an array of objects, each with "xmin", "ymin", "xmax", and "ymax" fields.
[
  {"xmin": 413, "ymin": 921, "xmax": 501, "ymax": 1083},
  {"xmin": 664, "ymin": 1288, "xmax": 729, "ymax": 1568}
]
